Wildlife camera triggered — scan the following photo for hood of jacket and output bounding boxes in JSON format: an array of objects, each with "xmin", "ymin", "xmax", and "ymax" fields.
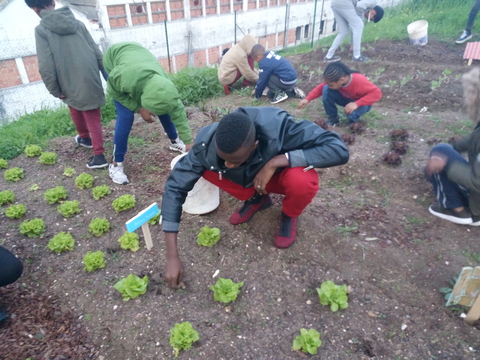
[
  {"xmin": 238, "ymin": 34, "xmax": 256, "ymax": 55},
  {"xmin": 39, "ymin": 7, "xmax": 78, "ymax": 35}
]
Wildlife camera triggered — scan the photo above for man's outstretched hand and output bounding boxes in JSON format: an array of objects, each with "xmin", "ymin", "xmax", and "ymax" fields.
[{"xmin": 165, "ymin": 232, "xmax": 184, "ymax": 288}]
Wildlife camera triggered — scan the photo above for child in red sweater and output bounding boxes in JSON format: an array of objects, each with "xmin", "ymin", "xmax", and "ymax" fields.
[{"xmin": 298, "ymin": 62, "xmax": 382, "ymax": 125}]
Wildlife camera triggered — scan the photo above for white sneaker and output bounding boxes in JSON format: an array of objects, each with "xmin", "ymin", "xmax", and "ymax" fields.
[
  {"xmin": 169, "ymin": 138, "xmax": 186, "ymax": 153},
  {"xmin": 109, "ymin": 163, "xmax": 129, "ymax": 185},
  {"xmin": 293, "ymin": 87, "xmax": 306, "ymax": 99}
]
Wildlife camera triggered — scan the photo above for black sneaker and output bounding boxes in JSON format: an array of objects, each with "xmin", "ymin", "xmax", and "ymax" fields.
[
  {"xmin": 428, "ymin": 204, "xmax": 472, "ymax": 225},
  {"xmin": 75, "ymin": 135, "xmax": 93, "ymax": 148},
  {"xmin": 324, "ymin": 55, "xmax": 341, "ymax": 63},
  {"xmin": 86, "ymin": 154, "xmax": 108, "ymax": 169},
  {"xmin": 471, "ymin": 215, "xmax": 480, "ymax": 226},
  {"xmin": 270, "ymin": 91, "xmax": 288, "ymax": 104},
  {"xmin": 352, "ymin": 55, "xmax": 370, "ymax": 62},
  {"xmin": 326, "ymin": 116, "xmax": 340, "ymax": 126},
  {"xmin": 456, "ymin": 30, "xmax": 472, "ymax": 44}
]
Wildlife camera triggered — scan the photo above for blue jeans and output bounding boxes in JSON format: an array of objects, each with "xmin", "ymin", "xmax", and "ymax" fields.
[
  {"xmin": 466, "ymin": 0, "xmax": 480, "ymax": 32},
  {"xmin": 322, "ymin": 85, "xmax": 371, "ymax": 123},
  {"xmin": 427, "ymin": 144, "xmax": 469, "ymax": 209},
  {"xmin": 113, "ymin": 100, "xmax": 178, "ymax": 163}
]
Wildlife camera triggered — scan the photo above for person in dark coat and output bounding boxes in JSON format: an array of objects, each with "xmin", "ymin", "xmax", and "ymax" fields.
[{"xmin": 0, "ymin": 246, "xmax": 23, "ymax": 322}]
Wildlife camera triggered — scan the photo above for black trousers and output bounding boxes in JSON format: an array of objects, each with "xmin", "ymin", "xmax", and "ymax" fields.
[
  {"xmin": 267, "ymin": 74, "xmax": 296, "ymax": 99},
  {"xmin": 0, "ymin": 246, "xmax": 23, "ymax": 287}
]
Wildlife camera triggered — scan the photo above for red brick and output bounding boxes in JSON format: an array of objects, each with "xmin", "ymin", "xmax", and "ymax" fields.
[
  {"xmin": 266, "ymin": 34, "xmax": 276, "ymax": 48},
  {"xmin": 0, "ymin": 59, "xmax": 22, "ymax": 89},
  {"xmin": 175, "ymin": 53, "xmax": 189, "ymax": 71},
  {"xmin": 159, "ymin": 58, "xmax": 173, "ymax": 73},
  {"xmin": 109, "ymin": 17, "xmax": 127, "ymax": 28},
  {"xmin": 22, "ymin": 55, "xmax": 41, "ymax": 83},
  {"xmin": 259, "ymin": 0, "xmax": 267, "ymax": 8},
  {"xmin": 152, "ymin": 13, "xmax": 166, "ymax": 22},
  {"xmin": 171, "ymin": 10, "xmax": 185, "ymax": 19},
  {"xmin": 288, "ymin": 29, "xmax": 296, "ymax": 44},
  {"xmin": 277, "ymin": 31, "xmax": 285, "ymax": 47},
  {"xmin": 190, "ymin": 8, "xmax": 202, "ymax": 17},
  {"xmin": 208, "ymin": 47, "xmax": 220, "ymax": 64},
  {"xmin": 220, "ymin": 4, "xmax": 230, "ymax": 13},
  {"xmin": 151, "ymin": 1, "xmax": 166, "ymax": 11},
  {"xmin": 194, "ymin": 50, "xmax": 206, "ymax": 67},
  {"xmin": 248, "ymin": 0, "xmax": 256, "ymax": 10},
  {"xmin": 132, "ymin": 15, "xmax": 148, "ymax": 25}
]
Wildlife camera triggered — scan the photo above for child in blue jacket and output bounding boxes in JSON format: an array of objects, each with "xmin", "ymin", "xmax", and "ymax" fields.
[{"xmin": 251, "ymin": 44, "xmax": 305, "ymax": 104}]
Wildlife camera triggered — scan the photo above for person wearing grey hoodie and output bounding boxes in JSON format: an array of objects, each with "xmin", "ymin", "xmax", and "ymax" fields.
[
  {"xmin": 25, "ymin": 0, "xmax": 108, "ymax": 169},
  {"xmin": 324, "ymin": 0, "xmax": 384, "ymax": 63}
]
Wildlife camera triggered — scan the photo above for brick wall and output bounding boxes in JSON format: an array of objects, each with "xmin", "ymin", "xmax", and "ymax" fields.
[
  {"xmin": 170, "ymin": 0, "xmax": 185, "ymax": 20},
  {"xmin": 287, "ymin": 29, "xmax": 296, "ymax": 44},
  {"xmin": 159, "ymin": 58, "xmax": 173, "ymax": 72},
  {"xmin": 107, "ymin": 5, "xmax": 127, "ymax": 28},
  {"xmin": 220, "ymin": 0, "xmax": 230, "ymax": 13},
  {"xmin": 0, "ymin": 59, "xmax": 22, "ymax": 88},
  {"xmin": 175, "ymin": 53, "xmax": 189, "ymax": 71},
  {"xmin": 151, "ymin": 1, "xmax": 167, "ymax": 23},
  {"xmin": 208, "ymin": 46, "xmax": 220, "ymax": 65},
  {"xmin": 23, "ymin": 56, "xmax": 41, "ymax": 83},
  {"xmin": 193, "ymin": 50, "xmax": 207, "ymax": 67}
]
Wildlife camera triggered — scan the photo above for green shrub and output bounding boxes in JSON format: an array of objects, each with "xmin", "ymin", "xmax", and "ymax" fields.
[
  {"xmin": 112, "ymin": 194, "xmax": 136, "ymax": 212},
  {"xmin": 148, "ymin": 213, "xmax": 161, "ymax": 225},
  {"xmin": 47, "ymin": 232, "xmax": 75, "ymax": 253},
  {"xmin": 39, "ymin": 152, "xmax": 57, "ymax": 164},
  {"xmin": 5, "ymin": 204, "xmax": 27, "ymax": 219},
  {"xmin": 44, "ymin": 186, "xmax": 68, "ymax": 204},
  {"xmin": 63, "ymin": 167, "xmax": 76, "ymax": 177},
  {"xmin": 0, "ymin": 190, "xmax": 15, "ymax": 205},
  {"xmin": 57, "ymin": 200, "xmax": 81, "ymax": 218},
  {"xmin": 83, "ymin": 251, "xmax": 106, "ymax": 272},
  {"xmin": 118, "ymin": 231, "xmax": 140, "ymax": 252},
  {"xmin": 75, "ymin": 172, "xmax": 94, "ymax": 189},
  {"xmin": 29, "ymin": 184, "xmax": 40, "ymax": 191},
  {"xmin": 169, "ymin": 322, "xmax": 200, "ymax": 358},
  {"xmin": 92, "ymin": 185, "xmax": 111, "ymax": 200},
  {"xmin": 24, "ymin": 145, "xmax": 42, "ymax": 157},
  {"xmin": 20, "ymin": 218, "xmax": 45, "ymax": 238},
  {"xmin": 0, "ymin": 159, "xmax": 8, "ymax": 169},
  {"xmin": 171, "ymin": 67, "xmax": 223, "ymax": 105},
  {"xmin": 4, "ymin": 167, "xmax": 24, "ymax": 182},
  {"xmin": 89, "ymin": 218, "xmax": 110, "ymax": 236}
]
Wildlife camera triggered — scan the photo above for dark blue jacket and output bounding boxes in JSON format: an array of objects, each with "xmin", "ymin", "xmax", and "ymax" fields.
[{"xmin": 254, "ymin": 51, "xmax": 297, "ymax": 98}]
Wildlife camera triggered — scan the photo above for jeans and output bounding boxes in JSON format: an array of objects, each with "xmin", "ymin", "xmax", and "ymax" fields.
[
  {"xmin": 322, "ymin": 85, "xmax": 371, "ymax": 123},
  {"xmin": 466, "ymin": 0, "xmax": 480, "ymax": 32},
  {"xmin": 113, "ymin": 100, "xmax": 178, "ymax": 163},
  {"xmin": 427, "ymin": 144, "xmax": 469, "ymax": 209}
]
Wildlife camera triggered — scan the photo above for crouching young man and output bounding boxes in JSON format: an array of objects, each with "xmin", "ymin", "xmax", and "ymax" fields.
[{"xmin": 161, "ymin": 107, "xmax": 349, "ymax": 288}]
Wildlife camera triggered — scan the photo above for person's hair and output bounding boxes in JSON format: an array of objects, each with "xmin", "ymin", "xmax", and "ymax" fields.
[
  {"xmin": 251, "ymin": 44, "xmax": 266, "ymax": 59},
  {"xmin": 462, "ymin": 67, "xmax": 480, "ymax": 123},
  {"xmin": 24, "ymin": 0, "xmax": 53, "ymax": 8},
  {"xmin": 323, "ymin": 62, "xmax": 353, "ymax": 82},
  {"xmin": 373, "ymin": 6, "xmax": 384, "ymax": 23},
  {"xmin": 222, "ymin": 48, "xmax": 230, "ymax": 56},
  {"xmin": 216, "ymin": 112, "xmax": 256, "ymax": 153}
]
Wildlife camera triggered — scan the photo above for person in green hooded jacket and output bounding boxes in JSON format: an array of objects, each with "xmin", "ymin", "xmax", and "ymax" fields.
[
  {"xmin": 25, "ymin": 0, "xmax": 108, "ymax": 169},
  {"xmin": 103, "ymin": 42, "xmax": 193, "ymax": 185}
]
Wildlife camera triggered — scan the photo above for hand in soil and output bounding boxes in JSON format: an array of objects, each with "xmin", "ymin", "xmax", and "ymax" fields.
[
  {"xmin": 165, "ymin": 254, "xmax": 184, "ymax": 288},
  {"xmin": 298, "ymin": 99, "xmax": 309, "ymax": 109}
]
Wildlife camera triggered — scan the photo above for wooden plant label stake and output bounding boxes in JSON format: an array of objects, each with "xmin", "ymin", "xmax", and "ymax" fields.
[{"xmin": 125, "ymin": 203, "xmax": 161, "ymax": 250}]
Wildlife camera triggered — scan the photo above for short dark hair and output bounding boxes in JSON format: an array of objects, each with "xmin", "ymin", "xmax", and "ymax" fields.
[
  {"xmin": 215, "ymin": 112, "xmax": 256, "ymax": 153},
  {"xmin": 323, "ymin": 61, "xmax": 353, "ymax": 82},
  {"xmin": 373, "ymin": 6, "xmax": 384, "ymax": 23},
  {"xmin": 25, "ymin": 0, "xmax": 54, "ymax": 8},
  {"xmin": 251, "ymin": 44, "xmax": 266, "ymax": 59}
]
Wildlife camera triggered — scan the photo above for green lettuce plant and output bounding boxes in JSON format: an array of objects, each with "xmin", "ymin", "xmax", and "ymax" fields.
[
  {"xmin": 29, "ymin": 184, "xmax": 40, "ymax": 191},
  {"xmin": 209, "ymin": 278, "xmax": 244, "ymax": 303},
  {"xmin": 118, "ymin": 231, "xmax": 140, "ymax": 252},
  {"xmin": 83, "ymin": 251, "xmax": 106, "ymax": 272},
  {"xmin": 20, "ymin": 218, "xmax": 45, "ymax": 238},
  {"xmin": 197, "ymin": 226, "xmax": 221, "ymax": 247},
  {"xmin": 75, "ymin": 173, "xmax": 94, "ymax": 189},
  {"xmin": 5, "ymin": 204, "xmax": 27, "ymax": 219},
  {"xmin": 0, "ymin": 158, "xmax": 8, "ymax": 169},
  {"xmin": 0, "ymin": 190, "xmax": 15, "ymax": 205},
  {"xmin": 292, "ymin": 328, "xmax": 322, "ymax": 355},
  {"xmin": 58, "ymin": 200, "xmax": 81, "ymax": 218},
  {"xmin": 92, "ymin": 185, "xmax": 111, "ymax": 200},
  {"xmin": 44, "ymin": 186, "xmax": 68, "ymax": 204},
  {"xmin": 316, "ymin": 281, "xmax": 349, "ymax": 312},
  {"xmin": 113, "ymin": 274, "xmax": 148, "ymax": 301},
  {"xmin": 147, "ymin": 213, "xmax": 161, "ymax": 225},
  {"xmin": 4, "ymin": 167, "xmax": 24, "ymax": 182},
  {"xmin": 169, "ymin": 321, "xmax": 200, "ymax": 358},
  {"xmin": 24, "ymin": 144, "xmax": 42, "ymax": 157},
  {"xmin": 89, "ymin": 218, "xmax": 110, "ymax": 236},
  {"xmin": 112, "ymin": 194, "xmax": 136, "ymax": 212},
  {"xmin": 47, "ymin": 232, "xmax": 75, "ymax": 253},
  {"xmin": 63, "ymin": 167, "xmax": 76, "ymax": 177},
  {"xmin": 39, "ymin": 152, "xmax": 57, "ymax": 164}
]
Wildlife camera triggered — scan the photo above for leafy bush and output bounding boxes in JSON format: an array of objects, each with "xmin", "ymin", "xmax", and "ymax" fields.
[
  {"xmin": 113, "ymin": 274, "xmax": 148, "ymax": 301},
  {"xmin": 63, "ymin": 167, "xmax": 76, "ymax": 177},
  {"xmin": 292, "ymin": 328, "xmax": 322, "ymax": 355},
  {"xmin": 75, "ymin": 173, "xmax": 94, "ymax": 189},
  {"xmin": 4, "ymin": 167, "xmax": 24, "ymax": 182},
  {"xmin": 171, "ymin": 67, "xmax": 223, "ymax": 105},
  {"xmin": 0, "ymin": 159, "xmax": 8, "ymax": 169},
  {"xmin": 5, "ymin": 204, "xmax": 27, "ymax": 219},
  {"xmin": 83, "ymin": 251, "xmax": 106, "ymax": 272},
  {"xmin": 169, "ymin": 322, "xmax": 200, "ymax": 358},
  {"xmin": 209, "ymin": 278, "xmax": 244, "ymax": 304},
  {"xmin": 47, "ymin": 232, "xmax": 75, "ymax": 253},
  {"xmin": 0, "ymin": 190, "xmax": 15, "ymax": 206},
  {"xmin": 92, "ymin": 185, "xmax": 111, "ymax": 200},
  {"xmin": 118, "ymin": 231, "xmax": 140, "ymax": 252},
  {"xmin": 316, "ymin": 281, "xmax": 349, "ymax": 312},
  {"xmin": 197, "ymin": 226, "xmax": 221, "ymax": 247},
  {"xmin": 20, "ymin": 218, "xmax": 45, "ymax": 238},
  {"xmin": 44, "ymin": 186, "xmax": 68, "ymax": 204},
  {"xmin": 89, "ymin": 218, "xmax": 110, "ymax": 236},
  {"xmin": 58, "ymin": 200, "xmax": 81, "ymax": 218},
  {"xmin": 147, "ymin": 213, "xmax": 161, "ymax": 225},
  {"xmin": 24, "ymin": 144, "xmax": 42, "ymax": 157},
  {"xmin": 112, "ymin": 194, "xmax": 136, "ymax": 212},
  {"xmin": 39, "ymin": 152, "xmax": 57, "ymax": 164}
]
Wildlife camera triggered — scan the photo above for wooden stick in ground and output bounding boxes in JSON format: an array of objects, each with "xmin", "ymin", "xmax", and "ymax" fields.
[
  {"xmin": 141, "ymin": 223, "xmax": 153, "ymax": 250},
  {"xmin": 465, "ymin": 293, "xmax": 480, "ymax": 325}
]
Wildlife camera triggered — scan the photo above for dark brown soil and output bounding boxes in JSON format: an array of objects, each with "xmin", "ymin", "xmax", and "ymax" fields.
[{"xmin": 1, "ymin": 39, "xmax": 480, "ymax": 360}]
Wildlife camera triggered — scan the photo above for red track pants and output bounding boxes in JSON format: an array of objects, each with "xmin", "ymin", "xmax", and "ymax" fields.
[
  {"xmin": 202, "ymin": 167, "xmax": 319, "ymax": 218},
  {"xmin": 69, "ymin": 106, "xmax": 105, "ymax": 155}
]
